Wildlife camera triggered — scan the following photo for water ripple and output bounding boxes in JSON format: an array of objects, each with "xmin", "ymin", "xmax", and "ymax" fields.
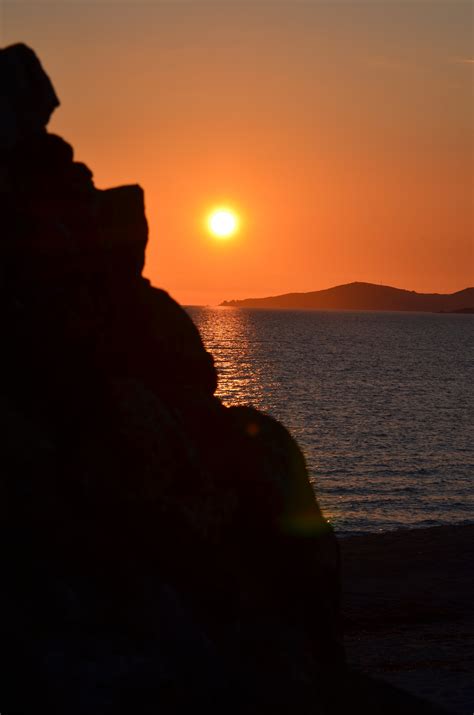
[{"xmin": 188, "ymin": 307, "xmax": 474, "ymax": 535}]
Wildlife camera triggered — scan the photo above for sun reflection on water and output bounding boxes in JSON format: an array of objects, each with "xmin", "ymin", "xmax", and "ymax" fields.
[{"xmin": 194, "ymin": 306, "xmax": 270, "ymax": 409}]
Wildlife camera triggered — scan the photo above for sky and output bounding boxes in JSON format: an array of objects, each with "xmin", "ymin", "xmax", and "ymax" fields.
[{"xmin": 1, "ymin": 0, "xmax": 473, "ymax": 305}]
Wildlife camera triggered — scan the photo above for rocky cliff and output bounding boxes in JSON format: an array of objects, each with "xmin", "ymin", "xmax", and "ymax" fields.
[
  {"xmin": 0, "ymin": 44, "xmax": 447, "ymax": 715},
  {"xmin": 0, "ymin": 43, "xmax": 345, "ymax": 715}
]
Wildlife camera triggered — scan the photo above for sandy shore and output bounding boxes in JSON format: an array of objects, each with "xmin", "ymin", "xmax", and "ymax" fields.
[{"xmin": 341, "ymin": 524, "xmax": 474, "ymax": 714}]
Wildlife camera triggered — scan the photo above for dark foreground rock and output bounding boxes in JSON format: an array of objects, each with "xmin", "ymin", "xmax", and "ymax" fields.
[{"xmin": 0, "ymin": 44, "xmax": 448, "ymax": 714}]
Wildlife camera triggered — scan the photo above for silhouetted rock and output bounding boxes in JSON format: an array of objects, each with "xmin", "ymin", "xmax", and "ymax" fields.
[
  {"xmin": 0, "ymin": 43, "xmax": 59, "ymax": 152},
  {"xmin": 0, "ymin": 44, "xmax": 446, "ymax": 715}
]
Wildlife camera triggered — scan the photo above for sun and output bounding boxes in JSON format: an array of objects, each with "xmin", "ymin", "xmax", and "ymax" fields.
[{"xmin": 207, "ymin": 207, "xmax": 239, "ymax": 239}]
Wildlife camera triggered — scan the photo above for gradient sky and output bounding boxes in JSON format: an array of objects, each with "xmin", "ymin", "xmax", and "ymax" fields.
[{"xmin": 2, "ymin": 0, "xmax": 473, "ymax": 305}]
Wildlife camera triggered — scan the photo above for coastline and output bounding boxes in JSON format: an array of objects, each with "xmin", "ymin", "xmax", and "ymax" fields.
[{"xmin": 341, "ymin": 524, "xmax": 474, "ymax": 714}]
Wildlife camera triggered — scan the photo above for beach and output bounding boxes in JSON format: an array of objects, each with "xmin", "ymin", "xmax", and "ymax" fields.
[{"xmin": 341, "ymin": 524, "xmax": 474, "ymax": 714}]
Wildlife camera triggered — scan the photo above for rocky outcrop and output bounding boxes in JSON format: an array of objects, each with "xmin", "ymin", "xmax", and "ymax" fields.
[
  {"xmin": 0, "ymin": 43, "xmax": 59, "ymax": 152},
  {"xmin": 0, "ymin": 43, "xmax": 442, "ymax": 715}
]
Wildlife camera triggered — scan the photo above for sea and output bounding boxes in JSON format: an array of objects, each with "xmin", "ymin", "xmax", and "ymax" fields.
[{"xmin": 187, "ymin": 307, "xmax": 473, "ymax": 535}]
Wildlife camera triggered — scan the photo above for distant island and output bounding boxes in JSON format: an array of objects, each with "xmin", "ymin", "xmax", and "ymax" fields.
[{"xmin": 220, "ymin": 282, "xmax": 474, "ymax": 313}]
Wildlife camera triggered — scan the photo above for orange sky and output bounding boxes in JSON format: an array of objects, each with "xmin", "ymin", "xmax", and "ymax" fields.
[{"xmin": 2, "ymin": 1, "xmax": 473, "ymax": 305}]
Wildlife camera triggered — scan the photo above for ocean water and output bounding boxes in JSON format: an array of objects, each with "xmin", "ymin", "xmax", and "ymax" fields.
[{"xmin": 187, "ymin": 307, "xmax": 474, "ymax": 535}]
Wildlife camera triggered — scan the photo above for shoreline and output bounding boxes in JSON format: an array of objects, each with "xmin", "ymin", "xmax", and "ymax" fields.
[
  {"xmin": 340, "ymin": 524, "xmax": 474, "ymax": 714},
  {"xmin": 335, "ymin": 520, "xmax": 474, "ymax": 539}
]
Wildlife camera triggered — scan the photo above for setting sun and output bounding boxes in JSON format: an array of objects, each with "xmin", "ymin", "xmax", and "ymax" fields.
[{"xmin": 207, "ymin": 208, "xmax": 239, "ymax": 239}]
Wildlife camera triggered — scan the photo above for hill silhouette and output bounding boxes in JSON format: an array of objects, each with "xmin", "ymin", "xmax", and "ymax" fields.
[{"xmin": 221, "ymin": 282, "xmax": 474, "ymax": 312}]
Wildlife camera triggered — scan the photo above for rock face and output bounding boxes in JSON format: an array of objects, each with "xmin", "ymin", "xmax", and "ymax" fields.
[
  {"xmin": 0, "ymin": 44, "xmax": 344, "ymax": 714},
  {"xmin": 0, "ymin": 44, "xmax": 59, "ymax": 152}
]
